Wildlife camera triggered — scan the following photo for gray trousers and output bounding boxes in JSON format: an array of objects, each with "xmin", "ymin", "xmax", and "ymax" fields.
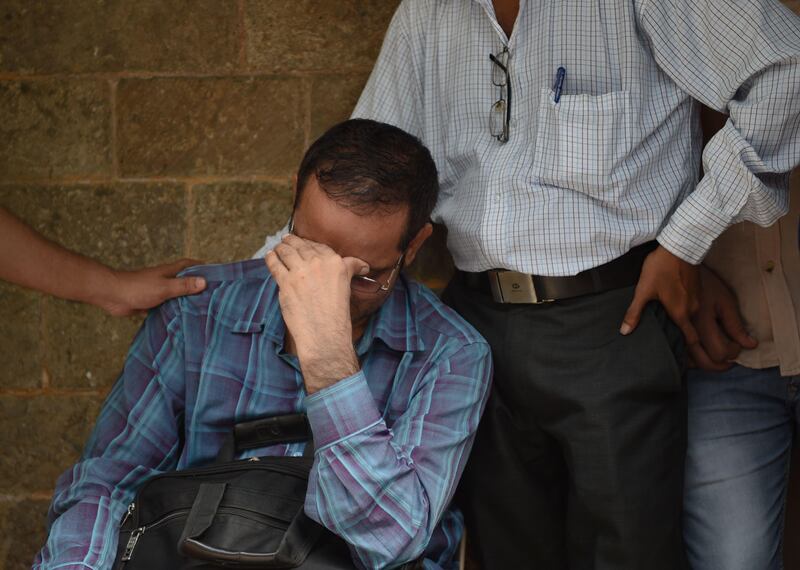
[{"xmin": 445, "ymin": 273, "xmax": 688, "ymax": 570}]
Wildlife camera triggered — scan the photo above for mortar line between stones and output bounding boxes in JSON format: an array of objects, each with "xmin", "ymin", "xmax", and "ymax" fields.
[
  {"xmin": 0, "ymin": 175, "xmax": 115, "ymax": 186},
  {"xmin": 0, "ymin": 69, "xmax": 375, "ymax": 81},
  {"xmin": 0, "ymin": 492, "xmax": 53, "ymax": 502},
  {"xmin": 121, "ymin": 175, "xmax": 292, "ymax": 185},
  {"xmin": 303, "ymin": 76, "xmax": 312, "ymax": 150},
  {"xmin": 237, "ymin": 0, "xmax": 248, "ymax": 69},
  {"xmin": 110, "ymin": 78, "xmax": 120, "ymax": 179},
  {"xmin": 0, "ymin": 388, "xmax": 106, "ymax": 398},
  {"xmin": 39, "ymin": 294, "xmax": 50, "ymax": 392},
  {"xmin": 185, "ymin": 183, "xmax": 195, "ymax": 259},
  {"xmin": 0, "ymin": 175, "xmax": 291, "ymax": 187}
]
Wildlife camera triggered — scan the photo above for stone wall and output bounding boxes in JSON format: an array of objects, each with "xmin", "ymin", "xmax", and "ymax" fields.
[
  {"xmin": 0, "ymin": 2, "xmax": 410, "ymax": 567},
  {"xmin": 1, "ymin": 2, "xmax": 799, "ymax": 569}
]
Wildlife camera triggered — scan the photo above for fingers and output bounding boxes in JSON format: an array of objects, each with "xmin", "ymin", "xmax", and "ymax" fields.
[
  {"xmin": 694, "ymin": 312, "xmax": 741, "ymax": 363},
  {"xmin": 275, "ymin": 234, "xmax": 337, "ymax": 269},
  {"xmin": 161, "ymin": 275, "xmax": 207, "ymax": 299},
  {"xmin": 342, "ymin": 256, "xmax": 370, "ymax": 279},
  {"xmin": 668, "ymin": 306, "xmax": 701, "ymax": 348},
  {"xmin": 620, "ymin": 286, "xmax": 649, "ymax": 335},
  {"xmin": 717, "ymin": 299, "xmax": 758, "ymax": 350},
  {"xmin": 688, "ymin": 341, "xmax": 733, "ymax": 372},
  {"xmin": 621, "ymin": 277, "xmax": 700, "ymax": 350},
  {"xmin": 151, "ymin": 259, "xmax": 206, "ymax": 299},
  {"xmin": 272, "ymin": 241, "xmax": 305, "ymax": 270},
  {"xmin": 275, "ymin": 235, "xmax": 367, "ymax": 280},
  {"xmin": 281, "ymin": 234, "xmax": 318, "ymax": 259},
  {"xmin": 264, "ymin": 250, "xmax": 289, "ymax": 283}
]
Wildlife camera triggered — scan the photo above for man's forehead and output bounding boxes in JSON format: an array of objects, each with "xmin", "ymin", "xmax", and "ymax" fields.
[{"xmin": 294, "ymin": 176, "xmax": 408, "ymax": 255}]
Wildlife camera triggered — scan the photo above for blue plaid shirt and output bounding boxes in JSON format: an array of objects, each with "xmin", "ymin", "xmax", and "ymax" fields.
[{"xmin": 34, "ymin": 259, "xmax": 492, "ymax": 570}]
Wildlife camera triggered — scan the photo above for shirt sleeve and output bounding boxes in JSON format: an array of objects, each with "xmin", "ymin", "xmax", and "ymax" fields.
[
  {"xmin": 303, "ymin": 341, "xmax": 492, "ymax": 570},
  {"xmin": 33, "ymin": 301, "xmax": 187, "ymax": 570},
  {"xmin": 639, "ymin": 0, "xmax": 800, "ymax": 263},
  {"xmin": 350, "ymin": 0, "xmax": 424, "ymax": 138}
]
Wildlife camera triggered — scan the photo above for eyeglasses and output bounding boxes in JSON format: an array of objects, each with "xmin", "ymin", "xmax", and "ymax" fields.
[
  {"xmin": 288, "ymin": 216, "xmax": 405, "ymax": 294},
  {"xmin": 489, "ymin": 46, "xmax": 511, "ymax": 143}
]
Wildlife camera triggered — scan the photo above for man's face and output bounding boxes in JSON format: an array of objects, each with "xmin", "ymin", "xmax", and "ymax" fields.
[{"xmin": 290, "ymin": 175, "xmax": 410, "ymax": 328}]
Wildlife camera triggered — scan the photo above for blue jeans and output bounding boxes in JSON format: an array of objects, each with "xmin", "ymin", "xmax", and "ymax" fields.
[{"xmin": 684, "ymin": 365, "xmax": 800, "ymax": 570}]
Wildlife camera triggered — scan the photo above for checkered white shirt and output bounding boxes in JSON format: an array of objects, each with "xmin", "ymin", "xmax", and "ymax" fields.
[{"xmin": 350, "ymin": 0, "xmax": 800, "ymax": 276}]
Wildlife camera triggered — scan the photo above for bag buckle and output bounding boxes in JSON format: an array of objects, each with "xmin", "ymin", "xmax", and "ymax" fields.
[{"xmin": 488, "ymin": 270, "xmax": 553, "ymax": 304}]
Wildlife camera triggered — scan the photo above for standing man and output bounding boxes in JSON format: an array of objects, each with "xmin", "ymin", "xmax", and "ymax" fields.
[
  {"xmin": 684, "ymin": 175, "xmax": 800, "ymax": 568},
  {"xmin": 352, "ymin": 0, "xmax": 800, "ymax": 568}
]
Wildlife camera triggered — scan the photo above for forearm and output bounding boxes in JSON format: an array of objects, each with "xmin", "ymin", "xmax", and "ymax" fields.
[
  {"xmin": 303, "ymin": 344, "xmax": 491, "ymax": 569},
  {"xmin": 657, "ymin": 120, "xmax": 793, "ymax": 263},
  {"xmin": 641, "ymin": 0, "xmax": 800, "ymax": 262},
  {"xmin": 0, "ymin": 207, "xmax": 115, "ymax": 306},
  {"xmin": 304, "ymin": 374, "xmax": 434, "ymax": 569},
  {"xmin": 308, "ymin": 431, "xmax": 433, "ymax": 569},
  {"xmin": 298, "ymin": 345, "xmax": 360, "ymax": 395},
  {"xmin": 34, "ymin": 486, "xmax": 126, "ymax": 570}
]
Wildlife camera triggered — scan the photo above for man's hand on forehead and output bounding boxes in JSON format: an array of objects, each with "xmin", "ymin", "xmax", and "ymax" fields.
[{"xmin": 265, "ymin": 233, "xmax": 369, "ymax": 394}]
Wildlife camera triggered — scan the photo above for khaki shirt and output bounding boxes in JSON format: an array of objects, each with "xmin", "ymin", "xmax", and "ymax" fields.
[{"xmin": 704, "ymin": 173, "xmax": 800, "ymax": 376}]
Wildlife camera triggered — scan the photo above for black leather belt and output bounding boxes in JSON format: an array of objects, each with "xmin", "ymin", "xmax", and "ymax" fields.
[{"xmin": 461, "ymin": 241, "xmax": 658, "ymax": 304}]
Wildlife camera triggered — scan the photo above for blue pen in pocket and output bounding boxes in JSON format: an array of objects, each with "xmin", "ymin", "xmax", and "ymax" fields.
[{"xmin": 553, "ymin": 67, "xmax": 566, "ymax": 103}]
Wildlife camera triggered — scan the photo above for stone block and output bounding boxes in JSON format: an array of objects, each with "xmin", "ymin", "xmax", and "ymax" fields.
[
  {"xmin": 244, "ymin": 0, "xmax": 399, "ymax": 72},
  {"xmin": 1, "ymin": 182, "xmax": 186, "ymax": 270},
  {"xmin": 0, "ymin": 283, "xmax": 42, "ymax": 390},
  {"xmin": 310, "ymin": 74, "xmax": 369, "ymax": 142},
  {"xmin": 34, "ymin": 183, "xmax": 187, "ymax": 269},
  {"xmin": 0, "ymin": 395, "xmax": 103, "ymax": 493},
  {"xmin": 118, "ymin": 78, "xmax": 305, "ymax": 178},
  {"xmin": 45, "ymin": 300, "xmax": 144, "ymax": 390},
  {"xmin": 0, "ymin": 498, "xmax": 50, "ymax": 570},
  {"xmin": 0, "ymin": 80, "xmax": 112, "ymax": 180},
  {"xmin": 0, "ymin": 0, "xmax": 239, "ymax": 73},
  {"xmin": 191, "ymin": 181, "xmax": 293, "ymax": 263},
  {"xmin": 41, "ymin": 183, "xmax": 184, "ymax": 388},
  {"xmin": 1, "ymin": 183, "xmax": 186, "ymax": 389}
]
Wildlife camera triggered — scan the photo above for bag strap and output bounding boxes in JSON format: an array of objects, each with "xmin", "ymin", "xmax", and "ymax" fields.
[
  {"xmin": 180, "ymin": 482, "xmax": 227, "ymax": 543},
  {"xmin": 216, "ymin": 413, "xmax": 312, "ymax": 464},
  {"xmin": 178, "ymin": 482, "xmax": 323, "ymax": 568}
]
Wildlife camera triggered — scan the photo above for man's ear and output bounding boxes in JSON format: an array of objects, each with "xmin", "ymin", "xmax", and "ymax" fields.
[{"xmin": 402, "ymin": 223, "xmax": 434, "ymax": 267}]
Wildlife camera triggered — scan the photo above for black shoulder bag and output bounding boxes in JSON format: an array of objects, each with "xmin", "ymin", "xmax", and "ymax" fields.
[{"xmin": 114, "ymin": 413, "xmax": 360, "ymax": 569}]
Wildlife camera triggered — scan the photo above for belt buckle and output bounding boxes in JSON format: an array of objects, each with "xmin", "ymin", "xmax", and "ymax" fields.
[{"xmin": 488, "ymin": 270, "xmax": 551, "ymax": 304}]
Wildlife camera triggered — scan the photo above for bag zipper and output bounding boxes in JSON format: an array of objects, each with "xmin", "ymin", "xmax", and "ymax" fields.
[
  {"xmin": 125, "ymin": 460, "xmax": 308, "ymax": 529},
  {"xmin": 120, "ymin": 502, "xmax": 135, "ymax": 528},
  {"xmin": 120, "ymin": 500, "xmax": 295, "ymax": 565},
  {"xmin": 135, "ymin": 460, "xmax": 310, "ymax": 500},
  {"xmin": 120, "ymin": 526, "xmax": 145, "ymax": 563},
  {"xmin": 120, "ymin": 509, "xmax": 190, "ymax": 564}
]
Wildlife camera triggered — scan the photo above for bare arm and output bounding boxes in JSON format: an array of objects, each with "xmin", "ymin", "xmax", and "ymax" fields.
[{"xmin": 0, "ymin": 206, "xmax": 206, "ymax": 316}]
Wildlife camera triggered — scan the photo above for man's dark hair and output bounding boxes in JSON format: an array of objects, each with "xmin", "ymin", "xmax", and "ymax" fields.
[{"xmin": 295, "ymin": 119, "xmax": 439, "ymax": 250}]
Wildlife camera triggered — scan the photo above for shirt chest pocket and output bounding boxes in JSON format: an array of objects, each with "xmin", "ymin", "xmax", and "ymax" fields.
[{"xmin": 531, "ymin": 88, "xmax": 633, "ymax": 201}]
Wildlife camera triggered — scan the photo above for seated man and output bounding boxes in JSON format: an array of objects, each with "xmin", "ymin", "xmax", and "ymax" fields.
[{"xmin": 34, "ymin": 119, "xmax": 492, "ymax": 570}]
